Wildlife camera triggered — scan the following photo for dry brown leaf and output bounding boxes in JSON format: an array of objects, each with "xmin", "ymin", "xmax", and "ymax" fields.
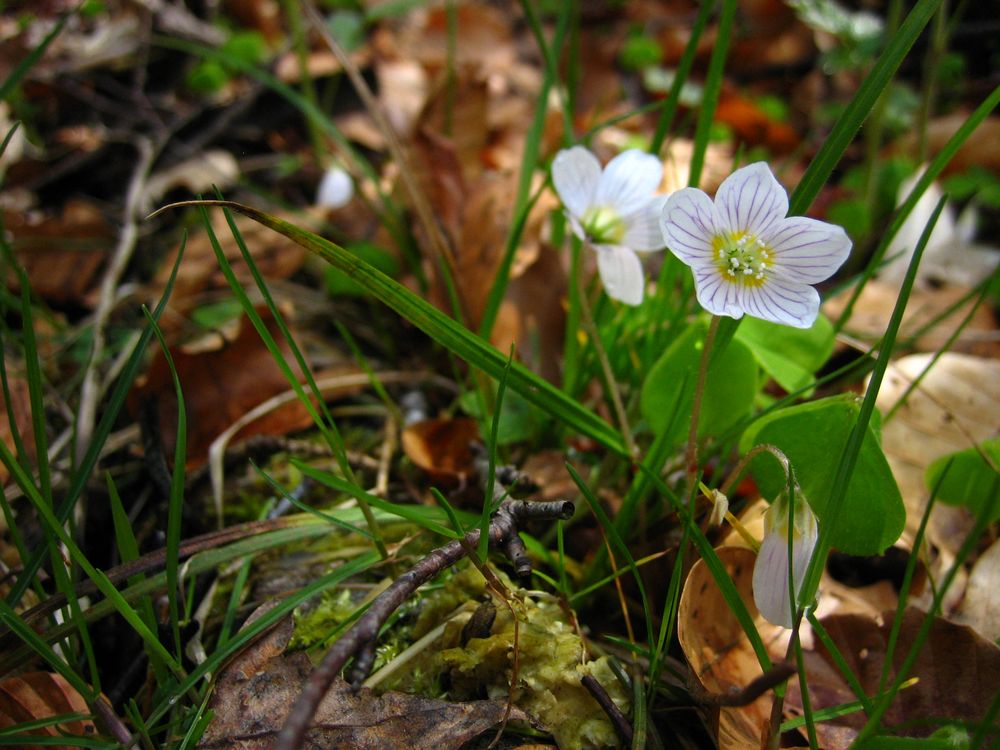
[
  {"xmin": 825, "ymin": 280, "xmax": 1000, "ymax": 357},
  {"xmin": 788, "ymin": 608, "xmax": 1000, "ymax": 747},
  {"xmin": 401, "ymin": 417, "xmax": 480, "ymax": 486},
  {"xmin": 4, "ymin": 200, "xmax": 112, "ymax": 306},
  {"xmin": 0, "ymin": 672, "xmax": 96, "ymax": 748},
  {"xmin": 131, "ymin": 308, "xmax": 323, "ymax": 470},
  {"xmin": 678, "ymin": 546, "xmax": 787, "ymax": 750},
  {"xmin": 151, "ymin": 210, "xmax": 306, "ymax": 333},
  {"xmin": 953, "ymin": 536, "xmax": 1000, "ymax": 642},
  {"xmin": 0, "ymin": 370, "xmax": 33, "ymax": 489},
  {"xmin": 875, "ymin": 353, "xmax": 999, "ymax": 564},
  {"xmin": 889, "ymin": 114, "xmax": 1000, "ymax": 177},
  {"xmin": 140, "ymin": 150, "xmax": 240, "ymax": 215},
  {"xmin": 200, "ymin": 609, "xmax": 523, "ymax": 750}
]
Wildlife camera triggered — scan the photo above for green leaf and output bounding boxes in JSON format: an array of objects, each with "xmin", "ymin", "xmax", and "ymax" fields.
[
  {"xmin": 740, "ymin": 395, "xmax": 904, "ymax": 555},
  {"xmin": 925, "ymin": 439, "xmax": 1000, "ymax": 521},
  {"xmin": 641, "ymin": 320, "xmax": 758, "ymax": 445},
  {"xmin": 735, "ymin": 315, "xmax": 834, "ymax": 394},
  {"xmin": 460, "ymin": 387, "xmax": 543, "ymax": 446}
]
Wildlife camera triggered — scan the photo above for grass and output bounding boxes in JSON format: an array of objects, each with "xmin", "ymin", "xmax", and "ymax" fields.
[{"xmin": 1, "ymin": 2, "xmax": 997, "ymax": 748}]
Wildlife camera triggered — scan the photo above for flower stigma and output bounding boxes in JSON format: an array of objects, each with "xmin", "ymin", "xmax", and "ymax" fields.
[
  {"xmin": 713, "ymin": 231, "xmax": 772, "ymax": 286},
  {"xmin": 581, "ymin": 205, "xmax": 626, "ymax": 245}
]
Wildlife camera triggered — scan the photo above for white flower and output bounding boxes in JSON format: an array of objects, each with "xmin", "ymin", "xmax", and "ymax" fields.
[
  {"xmin": 660, "ymin": 162, "xmax": 851, "ymax": 328},
  {"xmin": 752, "ymin": 488, "xmax": 819, "ymax": 628},
  {"xmin": 552, "ymin": 146, "xmax": 666, "ymax": 305},
  {"xmin": 316, "ymin": 165, "xmax": 354, "ymax": 209}
]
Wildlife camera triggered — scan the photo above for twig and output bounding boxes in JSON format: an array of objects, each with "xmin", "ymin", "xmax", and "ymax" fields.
[
  {"xmin": 690, "ymin": 661, "xmax": 796, "ymax": 708},
  {"xmin": 275, "ymin": 497, "xmax": 574, "ymax": 750},
  {"xmin": 75, "ymin": 136, "xmax": 156, "ymax": 467},
  {"xmin": 582, "ymin": 674, "xmax": 633, "ymax": 746}
]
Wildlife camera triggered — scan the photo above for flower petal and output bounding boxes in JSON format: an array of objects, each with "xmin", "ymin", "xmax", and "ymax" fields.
[
  {"xmin": 753, "ymin": 532, "xmax": 795, "ymax": 628},
  {"xmin": 715, "ymin": 162, "xmax": 788, "ymax": 237},
  {"xmin": 595, "ymin": 149, "xmax": 663, "ymax": 217},
  {"xmin": 691, "ymin": 267, "xmax": 745, "ymax": 320},
  {"xmin": 763, "ymin": 216, "xmax": 852, "ymax": 284},
  {"xmin": 552, "ymin": 146, "xmax": 601, "ymax": 219},
  {"xmin": 740, "ymin": 278, "xmax": 820, "ymax": 328},
  {"xmin": 661, "ymin": 187, "xmax": 718, "ymax": 265},
  {"xmin": 622, "ymin": 195, "xmax": 668, "ymax": 252},
  {"xmin": 595, "ymin": 244, "xmax": 645, "ymax": 305}
]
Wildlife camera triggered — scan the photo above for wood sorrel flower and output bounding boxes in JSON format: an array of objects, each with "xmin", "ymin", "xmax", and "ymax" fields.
[
  {"xmin": 660, "ymin": 162, "xmax": 851, "ymax": 328},
  {"xmin": 552, "ymin": 146, "xmax": 666, "ymax": 305},
  {"xmin": 752, "ymin": 487, "xmax": 819, "ymax": 628}
]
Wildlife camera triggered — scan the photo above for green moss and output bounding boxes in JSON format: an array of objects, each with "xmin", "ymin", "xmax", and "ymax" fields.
[{"xmin": 386, "ymin": 563, "xmax": 628, "ymax": 750}]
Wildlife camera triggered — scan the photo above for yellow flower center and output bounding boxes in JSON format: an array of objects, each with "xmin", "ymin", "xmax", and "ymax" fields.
[
  {"xmin": 581, "ymin": 206, "xmax": 626, "ymax": 245},
  {"xmin": 713, "ymin": 231, "xmax": 773, "ymax": 287}
]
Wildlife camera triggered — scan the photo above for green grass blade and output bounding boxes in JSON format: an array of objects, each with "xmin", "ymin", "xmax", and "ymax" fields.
[
  {"xmin": 789, "ymin": 0, "xmax": 943, "ymax": 215},
  {"xmin": 161, "ymin": 200, "xmax": 627, "ymax": 456},
  {"xmin": 688, "ymin": 0, "xmax": 735, "ymax": 188},
  {"xmin": 649, "ymin": 0, "xmax": 714, "ymax": 154},
  {"xmin": 142, "ymin": 307, "xmax": 187, "ymax": 659},
  {"xmin": 800, "ymin": 196, "xmax": 946, "ymax": 607},
  {"xmin": 0, "ymin": 16, "xmax": 66, "ymax": 102},
  {"xmin": 7, "ymin": 233, "xmax": 186, "ymax": 607}
]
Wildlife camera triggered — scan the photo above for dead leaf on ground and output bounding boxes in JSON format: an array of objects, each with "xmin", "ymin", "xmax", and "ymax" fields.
[
  {"xmin": 678, "ymin": 546, "xmax": 787, "ymax": 750},
  {"xmin": 786, "ymin": 608, "xmax": 1000, "ymax": 748},
  {"xmin": 0, "ymin": 371, "xmax": 34, "ymax": 490},
  {"xmin": 953, "ymin": 536, "xmax": 1000, "ymax": 642},
  {"xmin": 140, "ymin": 150, "xmax": 240, "ymax": 215},
  {"xmin": 130, "ymin": 307, "xmax": 319, "ymax": 470},
  {"xmin": 888, "ymin": 114, "xmax": 1000, "ymax": 177},
  {"xmin": 200, "ymin": 608, "xmax": 523, "ymax": 750},
  {"xmin": 150, "ymin": 210, "xmax": 306, "ymax": 334},
  {"xmin": 4, "ymin": 199, "xmax": 112, "ymax": 306},
  {"xmin": 401, "ymin": 416, "xmax": 481, "ymax": 486},
  {"xmin": 825, "ymin": 280, "xmax": 1000, "ymax": 357},
  {"xmin": 0, "ymin": 672, "xmax": 97, "ymax": 748},
  {"xmin": 873, "ymin": 352, "xmax": 999, "ymax": 610}
]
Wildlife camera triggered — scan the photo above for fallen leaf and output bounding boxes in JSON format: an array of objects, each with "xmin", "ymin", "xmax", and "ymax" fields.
[
  {"xmin": 0, "ymin": 672, "xmax": 96, "ymax": 748},
  {"xmin": 789, "ymin": 608, "xmax": 1000, "ymax": 746},
  {"xmin": 678, "ymin": 546, "xmax": 787, "ymax": 750},
  {"xmin": 130, "ymin": 307, "xmax": 320, "ymax": 470},
  {"xmin": 140, "ymin": 150, "xmax": 240, "ymax": 215},
  {"xmin": 0, "ymin": 371, "xmax": 33, "ymax": 489},
  {"xmin": 875, "ymin": 353, "xmax": 999, "ymax": 553},
  {"xmin": 824, "ymin": 280, "xmax": 1000, "ymax": 357},
  {"xmin": 4, "ymin": 200, "xmax": 112, "ymax": 306},
  {"xmin": 200, "ymin": 609, "xmax": 521, "ymax": 750},
  {"xmin": 889, "ymin": 114, "xmax": 1000, "ymax": 177},
  {"xmin": 953, "ymin": 536, "xmax": 1000, "ymax": 642},
  {"xmin": 401, "ymin": 416, "xmax": 481, "ymax": 486}
]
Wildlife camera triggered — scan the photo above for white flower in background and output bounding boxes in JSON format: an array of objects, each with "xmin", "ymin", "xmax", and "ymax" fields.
[
  {"xmin": 660, "ymin": 162, "xmax": 851, "ymax": 328},
  {"xmin": 552, "ymin": 146, "xmax": 667, "ymax": 305},
  {"xmin": 316, "ymin": 165, "xmax": 354, "ymax": 209},
  {"xmin": 752, "ymin": 488, "xmax": 819, "ymax": 629},
  {"xmin": 880, "ymin": 169, "xmax": 1000, "ymax": 289}
]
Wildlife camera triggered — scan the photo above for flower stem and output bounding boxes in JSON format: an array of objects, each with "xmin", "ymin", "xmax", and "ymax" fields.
[
  {"xmin": 684, "ymin": 315, "xmax": 720, "ymax": 499},
  {"xmin": 576, "ymin": 275, "xmax": 637, "ymax": 458}
]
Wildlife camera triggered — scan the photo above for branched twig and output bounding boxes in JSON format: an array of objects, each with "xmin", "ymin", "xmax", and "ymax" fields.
[
  {"xmin": 275, "ymin": 497, "xmax": 574, "ymax": 750},
  {"xmin": 582, "ymin": 674, "xmax": 633, "ymax": 746}
]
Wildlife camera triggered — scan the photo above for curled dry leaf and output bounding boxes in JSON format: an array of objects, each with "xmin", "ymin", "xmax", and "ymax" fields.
[
  {"xmin": 678, "ymin": 546, "xmax": 787, "ymax": 750},
  {"xmin": 200, "ymin": 607, "xmax": 524, "ymax": 750},
  {"xmin": 401, "ymin": 416, "xmax": 481, "ymax": 486},
  {"xmin": 0, "ymin": 371, "xmax": 33, "ymax": 490},
  {"xmin": 0, "ymin": 672, "xmax": 96, "ymax": 748},
  {"xmin": 139, "ymin": 150, "xmax": 240, "ymax": 215}
]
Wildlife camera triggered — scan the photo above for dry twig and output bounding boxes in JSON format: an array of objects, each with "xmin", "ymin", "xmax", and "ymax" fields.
[{"xmin": 275, "ymin": 497, "xmax": 574, "ymax": 750}]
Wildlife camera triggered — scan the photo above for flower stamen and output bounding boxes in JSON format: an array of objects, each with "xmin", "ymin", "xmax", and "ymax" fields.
[
  {"xmin": 713, "ymin": 231, "xmax": 772, "ymax": 288},
  {"xmin": 581, "ymin": 205, "xmax": 627, "ymax": 245}
]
